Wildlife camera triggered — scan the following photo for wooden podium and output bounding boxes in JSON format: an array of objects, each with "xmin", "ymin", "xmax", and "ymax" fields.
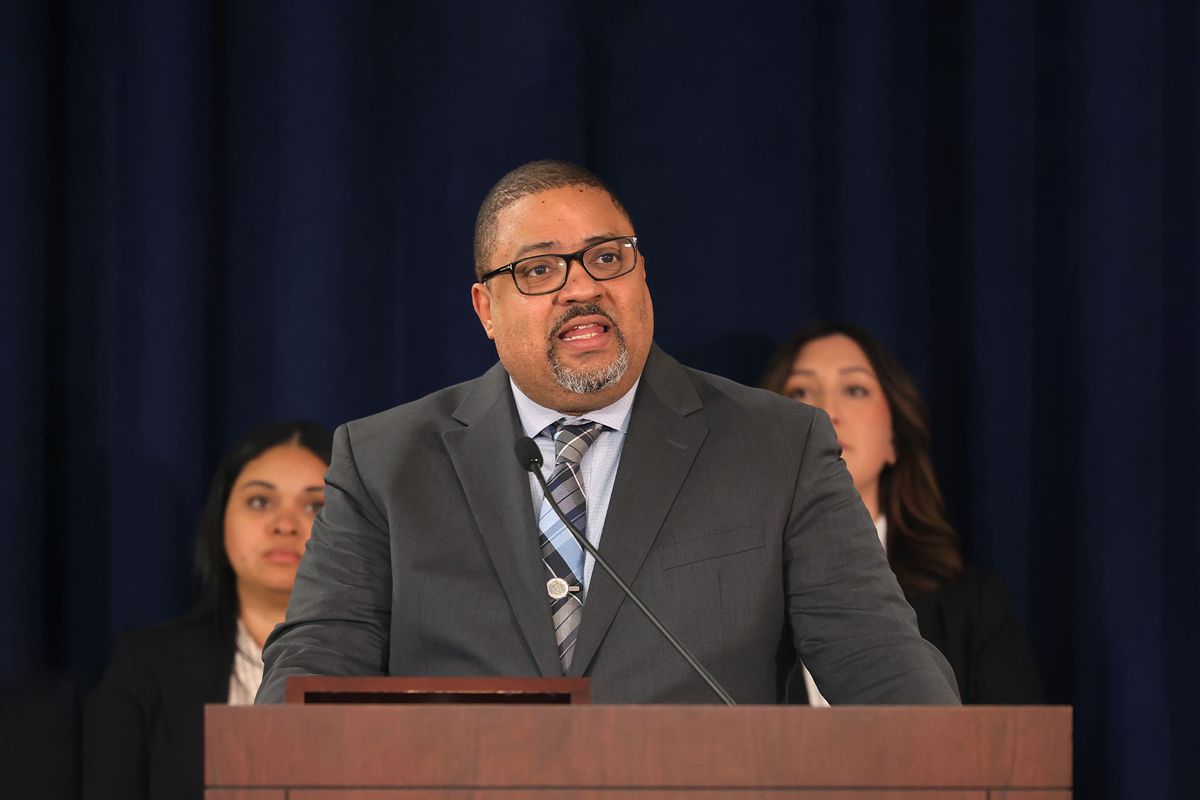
[{"xmin": 206, "ymin": 680, "xmax": 1071, "ymax": 799}]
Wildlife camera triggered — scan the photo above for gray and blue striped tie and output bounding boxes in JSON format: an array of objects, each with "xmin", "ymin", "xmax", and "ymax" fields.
[{"xmin": 538, "ymin": 421, "xmax": 603, "ymax": 671}]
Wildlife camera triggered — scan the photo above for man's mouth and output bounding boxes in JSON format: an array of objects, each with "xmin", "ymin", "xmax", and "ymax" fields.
[
  {"xmin": 547, "ymin": 304, "xmax": 631, "ymax": 393},
  {"xmin": 559, "ymin": 322, "xmax": 610, "ymax": 341},
  {"xmin": 553, "ymin": 309, "xmax": 616, "ymax": 343}
]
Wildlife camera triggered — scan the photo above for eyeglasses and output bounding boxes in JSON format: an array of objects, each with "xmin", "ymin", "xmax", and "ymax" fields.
[{"xmin": 479, "ymin": 236, "xmax": 639, "ymax": 296}]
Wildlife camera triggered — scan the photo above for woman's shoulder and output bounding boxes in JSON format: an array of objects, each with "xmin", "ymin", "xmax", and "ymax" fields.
[
  {"xmin": 104, "ymin": 608, "xmax": 232, "ymax": 681},
  {"xmin": 937, "ymin": 564, "xmax": 1007, "ymax": 594},
  {"xmin": 911, "ymin": 565, "xmax": 1017, "ymax": 618},
  {"xmin": 907, "ymin": 564, "xmax": 1043, "ymax": 703},
  {"xmin": 85, "ymin": 611, "xmax": 234, "ymax": 800}
]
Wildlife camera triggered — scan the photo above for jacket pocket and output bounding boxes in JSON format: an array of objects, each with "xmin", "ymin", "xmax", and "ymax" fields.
[{"xmin": 660, "ymin": 526, "xmax": 764, "ymax": 569}]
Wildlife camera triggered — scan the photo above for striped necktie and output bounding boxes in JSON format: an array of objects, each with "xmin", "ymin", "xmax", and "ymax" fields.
[{"xmin": 537, "ymin": 421, "xmax": 603, "ymax": 672}]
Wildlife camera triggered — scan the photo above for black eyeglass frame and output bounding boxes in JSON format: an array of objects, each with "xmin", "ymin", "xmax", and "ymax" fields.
[{"xmin": 477, "ymin": 235, "xmax": 640, "ymax": 296}]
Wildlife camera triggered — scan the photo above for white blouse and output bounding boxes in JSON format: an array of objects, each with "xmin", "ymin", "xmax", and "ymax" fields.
[{"xmin": 226, "ymin": 618, "xmax": 264, "ymax": 706}]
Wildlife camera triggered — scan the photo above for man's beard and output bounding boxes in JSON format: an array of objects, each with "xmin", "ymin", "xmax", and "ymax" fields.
[{"xmin": 546, "ymin": 304, "xmax": 630, "ymax": 394}]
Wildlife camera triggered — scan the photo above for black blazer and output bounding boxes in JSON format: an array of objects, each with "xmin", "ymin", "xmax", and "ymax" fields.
[
  {"xmin": 83, "ymin": 610, "xmax": 235, "ymax": 800},
  {"xmin": 790, "ymin": 568, "xmax": 1043, "ymax": 705}
]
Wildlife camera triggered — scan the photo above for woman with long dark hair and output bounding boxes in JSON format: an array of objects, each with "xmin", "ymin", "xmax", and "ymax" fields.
[
  {"xmin": 84, "ymin": 420, "xmax": 333, "ymax": 800},
  {"xmin": 761, "ymin": 323, "xmax": 1041, "ymax": 704}
]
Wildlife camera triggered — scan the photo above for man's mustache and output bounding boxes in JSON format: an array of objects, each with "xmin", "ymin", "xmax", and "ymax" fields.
[{"xmin": 547, "ymin": 304, "xmax": 619, "ymax": 341}]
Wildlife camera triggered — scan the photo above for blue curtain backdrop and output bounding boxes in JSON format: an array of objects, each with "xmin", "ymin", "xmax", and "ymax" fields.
[{"xmin": 2, "ymin": 2, "xmax": 1196, "ymax": 799}]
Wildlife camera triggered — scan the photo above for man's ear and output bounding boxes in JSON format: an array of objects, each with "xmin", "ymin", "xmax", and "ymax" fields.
[{"xmin": 471, "ymin": 283, "xmax": 495, "ymax": 340}]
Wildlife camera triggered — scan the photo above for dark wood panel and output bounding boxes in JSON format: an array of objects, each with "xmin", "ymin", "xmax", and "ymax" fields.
[
  {"xmin": 284, "ymin": 676, "xmax": 591, "ymax": 704},
  {"xmin": 205, "ymin": 791, "xmax": 285, "ymax": 800},
  {"xmin": 990, "ymin": 792, "xmax": 1073, "ymax": 800}
]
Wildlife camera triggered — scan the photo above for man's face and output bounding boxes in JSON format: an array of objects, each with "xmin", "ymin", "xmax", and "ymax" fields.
[{"xmin": 471, "ymin": 186, "xmax": 654, "ymax": 414}]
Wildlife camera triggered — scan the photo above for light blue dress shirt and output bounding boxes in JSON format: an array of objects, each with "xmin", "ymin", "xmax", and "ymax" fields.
[{"xmin": 510, "ymin": 378, "xmax": 639, "ymax": 595}]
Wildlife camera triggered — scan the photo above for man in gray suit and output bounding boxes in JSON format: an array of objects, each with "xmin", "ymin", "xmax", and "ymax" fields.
[{"xmin": 258, "ymin": 160, "xmax": 959, "ymax": 705}]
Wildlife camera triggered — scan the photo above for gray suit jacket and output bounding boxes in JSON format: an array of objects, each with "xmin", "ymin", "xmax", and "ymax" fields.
[{"xmin": 259, "ymin": 345, "xmax": 959, "ymax": 705}]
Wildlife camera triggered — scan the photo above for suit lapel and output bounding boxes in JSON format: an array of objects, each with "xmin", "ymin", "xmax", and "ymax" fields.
[
  {"xmin": 441, "ymin": 364, "xmax": 563, "ymax": 677},
  {"xmin": 568, "ymin": 347, "xmax": 708, "ymax": 677}
]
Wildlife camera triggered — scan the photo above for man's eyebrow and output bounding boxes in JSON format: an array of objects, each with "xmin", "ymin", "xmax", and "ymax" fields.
[
  {"xmin": 510, "ymin": 233, "xmax": 624, "ymax": 260},
  {"xmin": 511, "ymin": 240, "xmax": 557, "ymax": 259},
  {"xmin": 582, "ymin": 232, "xmax": 622, "ymax": 245}
]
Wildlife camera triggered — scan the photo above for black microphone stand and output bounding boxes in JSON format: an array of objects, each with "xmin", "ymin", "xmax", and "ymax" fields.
[{"xmin": 516, "ymin": 438, "xmax": 736, "ymax": 706}]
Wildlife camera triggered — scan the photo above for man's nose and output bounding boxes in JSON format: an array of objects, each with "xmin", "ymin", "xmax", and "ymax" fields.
[{"xmin": 557, "ymin": 258, "xmax": 603, "ymax": 302}]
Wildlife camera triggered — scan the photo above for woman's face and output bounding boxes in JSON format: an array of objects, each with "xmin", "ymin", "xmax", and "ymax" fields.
[
  {"xmin": 223, "ymin": 443, "xmax": 327, "ymax": 599},
  {"xmin": 783, "ymin": 334, "xmax": 896, "ymax": 500}
]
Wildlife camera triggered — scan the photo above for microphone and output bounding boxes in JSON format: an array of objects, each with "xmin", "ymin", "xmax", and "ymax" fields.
[{"xmin": 515, "ymin": 436, "xmax": 737, "ymax": 706}]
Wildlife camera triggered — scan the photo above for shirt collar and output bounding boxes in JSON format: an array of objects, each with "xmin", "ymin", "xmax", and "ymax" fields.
[
  {"xmin": 874, "ymin": 515, "xmax": 888, "ymax": 550},
  {"xmin": 234, "ymin": 617, "xmax": 263, "ymax": 662},
  {"xmin": 510, "ymin": 377, "xmax": 639, "ymax": 437}
]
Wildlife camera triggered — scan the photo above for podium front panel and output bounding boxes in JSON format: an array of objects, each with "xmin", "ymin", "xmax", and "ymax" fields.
[{"xmin": 206, "ymin": 705, "xmax": 1071, "ymax": 797}]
